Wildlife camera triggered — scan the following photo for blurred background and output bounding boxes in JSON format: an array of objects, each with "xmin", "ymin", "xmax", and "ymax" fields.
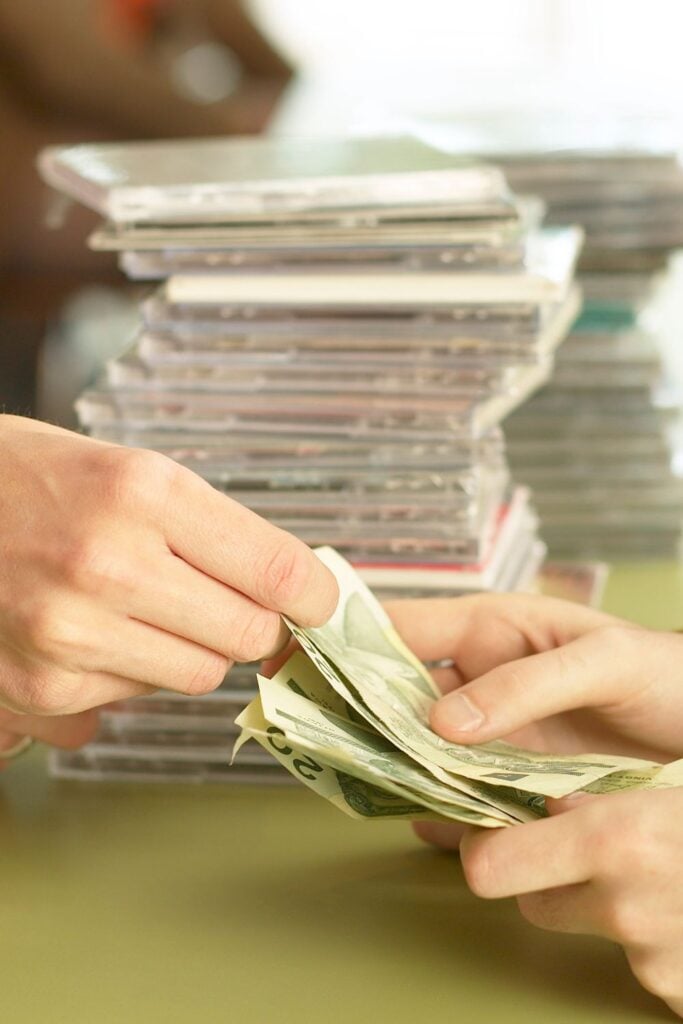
[
  {"xmin": 5, "ymin": 0, "xmax": 683, "ymax": 421},
  {"xmin": 4, "ymin": 0, "xmax": 683, "ymax": 468},
  {"xmin": 259, "ymin": 0, "xmax": 683, "ymax": 129},
  {"xmin": 0, "ymin": 0, "xmax": 293, "ymax": 416},
  {"xmin": 0, "ymin": 0, "xmax": 680, "ymax": 411}
]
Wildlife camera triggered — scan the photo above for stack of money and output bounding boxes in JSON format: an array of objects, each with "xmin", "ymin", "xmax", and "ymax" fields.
[
  {"xmin": 38, "ymin": 134, "xmax": 582, "ymax": 783},
  {"xmin": 427, "ymin": 114, "xmax": 683, "ymax": 559},
  {"xmin": 235, "ymin": 547, "xmax": 683, "ymax": 822}
]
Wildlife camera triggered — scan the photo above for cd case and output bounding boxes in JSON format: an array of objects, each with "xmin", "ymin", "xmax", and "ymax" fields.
[{"xmin": 39, "ymin": 135, "xmax": 514, "ymax": 223}]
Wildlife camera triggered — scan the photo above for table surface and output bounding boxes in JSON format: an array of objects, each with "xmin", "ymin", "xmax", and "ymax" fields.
[{"xmin": 2, "ymin": 562, "xmax": 682, "ymax": 1024}]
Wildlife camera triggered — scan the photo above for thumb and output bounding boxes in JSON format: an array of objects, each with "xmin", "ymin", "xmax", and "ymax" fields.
[{"xmin": 429, "ymin": 625, "xmax": 642, "ymax": 744}]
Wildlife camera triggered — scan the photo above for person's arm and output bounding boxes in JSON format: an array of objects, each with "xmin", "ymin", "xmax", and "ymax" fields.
[
  {"xmin": 0, "ymin": 0, "xmax": 291, "ymax": 138},
  {"xmin": 386, "ymin": 594, "xmax": 683, "ymax": 1018}
]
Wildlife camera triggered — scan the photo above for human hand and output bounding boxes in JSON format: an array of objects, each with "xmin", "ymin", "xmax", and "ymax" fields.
[
  {"xmin": 385, "ymin": 594, "xmax": 683, "ymax": 1015},
  {"xmin": 386, "ymin": 592, "xmax": 683, "ymax": 765},
  {"xmin": 0, "ymin": 706, "xmax": 99, "ymax": 770},
  {"xmin": 0, "ymin": 415, "xmax": 337, "ymax": 727},
  {"xmin": 419, "ymin": 789, "xmax": 683, "ymax": 1018}
]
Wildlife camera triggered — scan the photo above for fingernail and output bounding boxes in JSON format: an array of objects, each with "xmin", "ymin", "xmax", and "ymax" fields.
[{"xmin": 438, "ymin": 692, "xmax": 486, "ymax": 733}]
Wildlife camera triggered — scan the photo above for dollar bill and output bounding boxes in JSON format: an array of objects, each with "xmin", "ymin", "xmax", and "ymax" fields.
[
  {"xmin": 233, "ymin": 696, "xmax": 440, "ymax": 821},
  {"xmin": 285, "ymin": 547, "xmax": 658, "ymax": 799},
  {"xmin": 583, "ymin": 760, "xmax": 683, "ymax": 795},
  {"xmin": 232, "ymin": 547, "xmax": 683, "ymax": 825},
  {"xmin": 255, "ymin": 656, "xmax": 517, "ymax": 827},
  {"xmin": 268, "ymin": 649, "xmax": 541, "ymax": 822}
]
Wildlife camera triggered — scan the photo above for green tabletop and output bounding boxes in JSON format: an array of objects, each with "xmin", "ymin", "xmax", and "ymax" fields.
[{"xmin": 2, "ymin": 562, "xmax": 682, "ymax": 1024}]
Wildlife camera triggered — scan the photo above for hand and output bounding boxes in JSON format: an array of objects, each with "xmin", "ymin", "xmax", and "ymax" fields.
[
  {"xmin": 385, "ymin": 594, "xmax": 683, "ymax": 1016},
  {"xmin": 386, "ymin": 592, "xmax": 683, "ymax": 763},
  {"xmin": 0, "ymin": 706, "xmax": 99, "ymax": 769},
  {"xmin": 0, "ymin": 416, "xmax": 338, "ymax": 731},
  {"xmin": 423, "ymin": 789, "xmax": 683, "ymax": 1019}
]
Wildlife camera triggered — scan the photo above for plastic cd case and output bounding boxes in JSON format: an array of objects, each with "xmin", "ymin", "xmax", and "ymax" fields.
[
  {"xmin": 48, "ymin": 662, "xmax": 291, "ymax": 783},
  {"xmin": 537, "ymin": 561, "xmax": 609, "ymax": 607},
  {"xmin": 134, "ymin": 286, "xmax": 579, "ymax": 367},
  {"xmin": 91, "ymin": 213, "xmax": 524, "ymax": 251},
  {"xmin": 48, "ymin": 749, "xmax": 291, "ymax": 785},
  {"xmin": 129, "ymin": 457, "xmax": 507, "ymax": 502},
  {"xmin": 161, "ymin": 227, "xmax": 582, "ymax": 308},
  {"xmin": 76, "ymin": 360, "xmax": 551, "ymax": 441},
  {"xmin": 117, "ymin": 240, "xmax": 525, "ymax": 279},
  {"xmin": 142, "ymin": 290, "xmax": 544, "ymax": 338},
  {"xmin": 39, "ymin": 134, "xmax": 515, "ymax": 223},
  {"xmin": 188, "ymin": 480, "xmax": 505, "ymax": 526},
  {"xmin": 106, "ymin": 351, "xmax": 529, "ymax": 397},
  {"xmin": 83, "ymin": 424, "xmax": 503, "ymax": 468},
  {"xmin": 140, "ymin": 285, "xmax": 580, "ymax": 352},
  {"xmin": 355, "ymin": 487, "xmax": 535, "ymax": 589}
]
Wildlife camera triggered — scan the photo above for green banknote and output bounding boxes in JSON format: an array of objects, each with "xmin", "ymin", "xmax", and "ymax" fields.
[
  {"xmin": 287, "ymin": 548, "xmax": 658, "ymax": 799},
  {"xmin": 233, "ymin": 547, "xmax": 683, "ymax": 825},
  {"xmin": 255, "ymin": 656, "xmax": 517, "ymax": 826},
  {"xmin": 233, "ymin": 696, "xmax": 435, "ymax": 821}
]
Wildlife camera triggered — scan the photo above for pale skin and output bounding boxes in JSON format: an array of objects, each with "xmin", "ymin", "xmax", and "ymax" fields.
[
  {"xmin": 0, "ymin": 414, "xmax": 338, "ymax": 762},
  {"xmin": 384, "ymin": 594, "xmax": 683, "ymax": 1018}
]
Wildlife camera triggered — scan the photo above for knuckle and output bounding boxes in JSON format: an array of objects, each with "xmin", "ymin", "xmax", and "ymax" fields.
[
  {"xmin": 466, "ymin": 592, "xmax": 502, "ymax": 617},
  {"xmin": 553, "ymin": 639, "xmax": 591, "ymax": 685},
  {"xmin": 96, "ymin": 446, "xmax": 177, "ymax": 512},
  {"xmin": 623, "ymin": 818, "xmax": 660, "ymax": 873},
  {"xmin": 315, "ymin": 572, "xmax": 340, "ymax": 625},
  {"xmin": 586, "ymin": 823, "xmax": 612, "ymax": 869},
  {"xmin": 603, "ymin": 899, "xmax": 649, "ymax": 946},
  {"xmin": 461, "ymin": 841, "xmax": 496, "ymax": 899},
  {"xmin": 60, "ymin": 533, "xmax": 127, "ymax": 595},
  {"xmin": 182, "ymin": 653, "xmax": 230, "ymax": 697},
  {"xmin": 230, "ymin": 610, "xmax": 282, "ymax": 663},
  {"xmin": 593, "ymin": 623, "xmax": 642, "ymax": 659},
  {"xmin": 586, "ymin": 818, "xmax": 623, "ymax": 874},
  {"xmin": 593, "ymin": 807, "xmax": 659, "ymax": 878},
  {"xmin": 469, "ymin": 592, "xmax": 531, "ymax": 633},
  {"xmin": 259, "ymin": 536, "xmax": 312, "ymax": 610},
  {"xmin": 17, "ymin": 601, "xmax": 80, "ymax": 665},
  {"xmin": 493, "ymin": 662, "xmax": 529, "ymax": 701},
  {"xmin": 516, "ymin": 893, "xmax": 554, "ymax": 931},
  {"xmin": 630, "ymin": 952, "xmax": 682, "ymax": 1001},
  {"xmin": 18, "ymin": 670, "xmax": 77, "ymax": 716}
]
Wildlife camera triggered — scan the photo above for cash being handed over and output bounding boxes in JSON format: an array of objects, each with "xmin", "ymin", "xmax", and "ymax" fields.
[{"xmin": 233, "ymin": 548, "xmax": 683, "ymax": 827}]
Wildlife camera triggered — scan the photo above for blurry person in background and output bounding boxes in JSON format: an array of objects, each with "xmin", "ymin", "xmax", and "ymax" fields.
[{"xmin": 0, "ymin": 0, "xmax": 293, "ymax": 411}]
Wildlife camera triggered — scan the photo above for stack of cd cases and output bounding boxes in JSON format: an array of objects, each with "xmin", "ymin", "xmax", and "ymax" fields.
[
  {"xmin": 39, "ymin": 134, "xmax": 582, "ymax": 782},
  {"xmin": 507, "ymin": 274, "xmax": 683, "ymax": 559},
  {"xmin": 493, "ymin": 136, "xmax": 683, "ymax": 558},
  {"xmin": 423, "ymin": 114, "xmax": 683, "ymax": 559}
]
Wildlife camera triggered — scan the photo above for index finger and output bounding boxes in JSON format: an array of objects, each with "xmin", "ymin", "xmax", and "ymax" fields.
[
  {"xmin": 459, "ymin": 801, "xmax": 603, "ymax": 899},
  {"xmin": 385, "ymin": 593, "xmax": 614, "ymax": 678},
  {"xmin": 161, "ymin": 466, "xmax": 339, "ymax": 627},
  {"xmin": 429, "ymin": 624, "xmax": 648, "ymax": 744}
]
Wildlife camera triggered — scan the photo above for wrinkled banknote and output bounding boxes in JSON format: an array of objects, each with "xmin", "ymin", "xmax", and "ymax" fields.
[{"xmin": 233, "ymin": 547, "xmax": 681, "ymax": 827}]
